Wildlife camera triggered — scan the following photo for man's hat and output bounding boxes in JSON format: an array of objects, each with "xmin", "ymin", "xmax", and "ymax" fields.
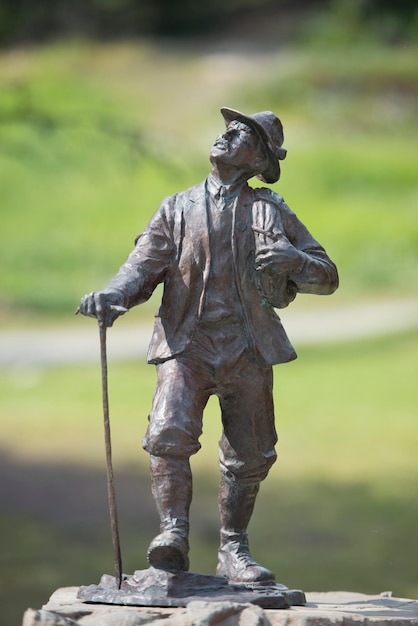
[{"xmin": 220, "ymin": 107, "xmax": 287, "ymax": 184}]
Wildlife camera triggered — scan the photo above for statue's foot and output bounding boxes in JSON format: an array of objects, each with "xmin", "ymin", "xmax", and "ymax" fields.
[
  {"xmin": 147, "ymin": 531, "xmax": 189, "ymax": 572},
  {"xmin": 216, "ymin": 533, "xmax": 275, "ymax": 584}
]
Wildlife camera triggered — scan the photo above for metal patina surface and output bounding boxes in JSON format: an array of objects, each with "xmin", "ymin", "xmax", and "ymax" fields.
[
  {"xmin": 77, "ymin": 568, "xmax": 305, "ymax": 608},
  {"xmin": 77, "ymin": 107, "xmax": 338, "ymax": 599}
]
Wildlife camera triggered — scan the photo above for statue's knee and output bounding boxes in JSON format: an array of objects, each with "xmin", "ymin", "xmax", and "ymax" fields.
[
  {"xmin": 143, "ymin": 427, "xmax": 201, "ymax": 458},
  {"xmin": 220, "ymin": 451, "xmax": 277, "ymax": 485}
]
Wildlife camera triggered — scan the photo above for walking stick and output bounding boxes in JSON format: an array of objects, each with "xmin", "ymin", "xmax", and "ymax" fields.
[
  {"xmin": 98, "ymin": 316, "xmax": 124, "ymax": 589},
  {"xmin": 76, "ymin": 302, "xmax": 127, "ymax": 589}
]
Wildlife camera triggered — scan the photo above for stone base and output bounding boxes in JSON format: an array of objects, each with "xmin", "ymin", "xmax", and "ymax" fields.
[
  {"xmin": 77, "ymin": 567, "xmax": 305, "ymax": 608},
  {"xmin": 22, "ymin": 587, "xmax": 418, "ymax": 626}
]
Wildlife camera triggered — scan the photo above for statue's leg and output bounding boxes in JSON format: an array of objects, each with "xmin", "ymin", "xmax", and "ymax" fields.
[
  {"xmin": 147, "ymin": 454, "xmax": 192, "ymax": 571},
  {"xmin": 142, "ymin": 355, "xmax": 211, "ymax": 571},
  {"xmin": 216, "ymin": 475, "xmax": 275, "ymax": 583},
  {"xmin": 216, "ymin": 360, "xmax": 277, "ymax": 584}
]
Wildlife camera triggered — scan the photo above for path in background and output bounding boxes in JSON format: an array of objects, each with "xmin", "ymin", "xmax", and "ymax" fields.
[{"xmin": 1, "ymin": 297, "xmax": 417, "ymax": 367}]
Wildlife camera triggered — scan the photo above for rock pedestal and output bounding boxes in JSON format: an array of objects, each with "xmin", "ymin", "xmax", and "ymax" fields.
[
  {"xmin": 23, "ymin": 587, "xmax": 418, "ymax": 626},
  {"xmin": 76, "ymin": 568, "xmax": 305, "ymax": 609}
]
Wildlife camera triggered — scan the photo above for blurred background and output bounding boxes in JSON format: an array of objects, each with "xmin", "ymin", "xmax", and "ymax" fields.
[{"xmin": 1, "ymin": 0, "xmax": 417, "ymax": 623}]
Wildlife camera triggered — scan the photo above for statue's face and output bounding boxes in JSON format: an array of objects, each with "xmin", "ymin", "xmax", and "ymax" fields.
[{"xmin": 210, "ymin": 121, "xmax": 262, "ymax": 170}]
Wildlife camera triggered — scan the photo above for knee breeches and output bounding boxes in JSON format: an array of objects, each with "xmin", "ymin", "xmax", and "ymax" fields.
[{"xmin": 142, "ymin": 323, "xmax": 278, "ymax": 484}]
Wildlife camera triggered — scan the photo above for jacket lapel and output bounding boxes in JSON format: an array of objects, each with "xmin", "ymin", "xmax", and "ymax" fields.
[{"xmin": 183, "ymin": 181, "xmax": 211, "ymax": 315}]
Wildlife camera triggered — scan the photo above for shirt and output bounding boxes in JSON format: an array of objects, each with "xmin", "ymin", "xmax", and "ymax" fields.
[{"xmin": 201, "ymin": 175, "xmax": 245, "ymax": 323}]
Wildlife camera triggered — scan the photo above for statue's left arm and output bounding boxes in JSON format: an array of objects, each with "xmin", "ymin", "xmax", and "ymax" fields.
[{"xmin": 255, "ymin": 196, "xmax": 339, "ymax": 296}]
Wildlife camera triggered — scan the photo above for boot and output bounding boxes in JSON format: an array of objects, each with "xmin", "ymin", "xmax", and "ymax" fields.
[
  {"xmin": 147, "ymin": 454, "xmax": 192, "ymax": 572},
  {"xmin": 216, "ymin": 476, "xmax": 275, "ymax": 584}
]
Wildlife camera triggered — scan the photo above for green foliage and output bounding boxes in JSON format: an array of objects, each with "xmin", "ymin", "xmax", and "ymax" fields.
[
  {"xmin": 1, "ymin": 40, "xmax": 417, "ymax": 321},
  {"xmin": 303, "ymin": 0, "xmax": 418, "ymax": 46},
  {"xmin": 0, "ymin": 0, "xmax": 417, "ymax": 43}
]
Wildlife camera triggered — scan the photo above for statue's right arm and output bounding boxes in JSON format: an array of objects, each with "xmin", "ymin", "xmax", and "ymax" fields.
[{"xmin": 78, "ymin": 198, "xmax": 175, "ymax": 327}]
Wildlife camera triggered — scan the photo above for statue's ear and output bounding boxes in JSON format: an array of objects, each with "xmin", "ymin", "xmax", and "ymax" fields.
[{"xmin": 252, "ymin": 154, "xmax": 269, "ymax": 175}]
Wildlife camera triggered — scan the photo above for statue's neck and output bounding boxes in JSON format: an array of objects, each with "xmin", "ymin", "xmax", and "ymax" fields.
[{"xmin": 209, "ymin": 164, "xmax": 250, "ymax": 187}]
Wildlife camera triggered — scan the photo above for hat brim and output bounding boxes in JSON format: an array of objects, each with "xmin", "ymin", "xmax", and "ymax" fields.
[{"xmin": 220, "ymin": 107, "xmax": 283, "ymax": 184}]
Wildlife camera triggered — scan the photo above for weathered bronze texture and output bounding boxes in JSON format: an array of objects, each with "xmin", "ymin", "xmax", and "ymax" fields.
[
  {"xmin": 78, "ymin": 107, "xmax": 338, "ymax": 601},
  {"xmin": 78, "ymin": 569, "xmax": 306, "ymax": 608},
  {"xmin": 99, "ymin": 320, "xmax": 123, "ymax": 589}
]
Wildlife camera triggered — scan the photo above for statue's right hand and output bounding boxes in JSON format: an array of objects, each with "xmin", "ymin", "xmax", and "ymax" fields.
[{"xmin": 77, "ymin": 291, "xmax": 126, "ymax": 327}]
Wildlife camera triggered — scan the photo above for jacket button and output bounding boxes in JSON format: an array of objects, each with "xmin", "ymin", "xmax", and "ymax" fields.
[{"xmin": 237, "ymin": 221, "xmax": 247, "ymax": 231}]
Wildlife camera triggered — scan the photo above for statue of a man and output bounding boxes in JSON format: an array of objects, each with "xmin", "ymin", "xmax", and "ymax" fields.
[{"xmin": 79, "ymin": 107, "xmax": 338, "ymax": 585}]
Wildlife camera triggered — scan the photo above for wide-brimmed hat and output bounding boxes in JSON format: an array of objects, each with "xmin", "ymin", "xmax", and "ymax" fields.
[{"xmin": 220, "ymin": 107, "xmax": 287, "ymax": 183}]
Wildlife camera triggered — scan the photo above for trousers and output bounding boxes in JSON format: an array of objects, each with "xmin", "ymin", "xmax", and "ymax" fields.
[{"xmin": 142, "ymin": 319, "xmax": 278, "ymax": 484}]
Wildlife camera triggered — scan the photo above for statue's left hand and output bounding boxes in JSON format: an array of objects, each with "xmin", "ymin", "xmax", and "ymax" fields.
[{"xmin": 255, "ymin": 242, "xmax": 304, "ymax": 276}]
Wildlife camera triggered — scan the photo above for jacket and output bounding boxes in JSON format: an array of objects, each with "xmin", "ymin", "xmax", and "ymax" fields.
[{"xmin": 106, "ymin": 180, "xmax": 338, "ymax": 366}]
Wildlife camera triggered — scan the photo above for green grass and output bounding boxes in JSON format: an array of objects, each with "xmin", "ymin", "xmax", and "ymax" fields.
[
  {"xmin": 1, "ymin": 331, "xmax": 418, "ymax": 623},
  {"xmin": 2, "ymin": 330, "xmax": 417, "ymax": 478},
  {"xmin": 1, "ymin": 39, "xmax": 418, "ymax": 321}
]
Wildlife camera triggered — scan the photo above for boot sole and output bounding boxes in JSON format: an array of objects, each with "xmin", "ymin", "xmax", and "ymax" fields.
[{"xmin": 148, "ymin": 544, "xmax": 189, "ymax": 572}]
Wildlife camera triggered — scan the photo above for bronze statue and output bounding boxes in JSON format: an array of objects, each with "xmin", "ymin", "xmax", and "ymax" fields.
[{"xmin": 79, "ymin": 107, "xmax": 338, "ymax": 587}]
